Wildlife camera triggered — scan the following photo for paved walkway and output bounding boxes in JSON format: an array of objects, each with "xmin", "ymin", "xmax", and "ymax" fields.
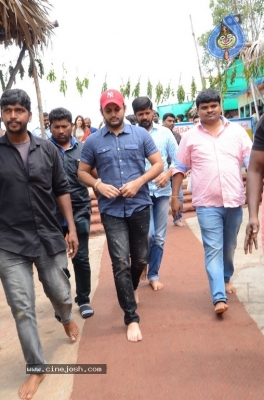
[{"xmin": 1, "ymin": 208, "xmax": 264, "ymax": 399}]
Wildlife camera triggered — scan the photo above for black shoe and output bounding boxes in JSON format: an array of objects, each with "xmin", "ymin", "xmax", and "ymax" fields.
[{"xmin": 79, "ymin": 304, "xmax": 94, "ymax": 319}]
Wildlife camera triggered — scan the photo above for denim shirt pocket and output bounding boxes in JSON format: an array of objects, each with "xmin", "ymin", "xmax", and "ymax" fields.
[
  {"xmin": 124, "ymin": 144, "xmax": 140, "ymax": 161},
  {"xmin": 97, "ymin": 146, "xmax": 112, "ymax": 164}
]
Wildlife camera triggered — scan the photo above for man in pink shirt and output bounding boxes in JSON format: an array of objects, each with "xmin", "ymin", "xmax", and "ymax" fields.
[{"xmin": 171, "ymin": 89, "xmax": 252, "ymax": 315}]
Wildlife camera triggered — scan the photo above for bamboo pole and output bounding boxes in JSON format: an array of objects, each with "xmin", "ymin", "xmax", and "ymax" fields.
[
  {"xmin": 189, "ymin": 15, "xmax": 203, "ymax": 89},
  {"xmin": 29, "ymin": 50, "xmax": 45, "ymax": 139}
]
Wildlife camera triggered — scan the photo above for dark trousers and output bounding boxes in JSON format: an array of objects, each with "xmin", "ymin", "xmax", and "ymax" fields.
[
  {"xmin": 62, "ymin": 218, "xmax": 91, "ymax": 305},
  {"xmin": 101, "ymin": 206, "xmax": 150, "ymax": 325}
]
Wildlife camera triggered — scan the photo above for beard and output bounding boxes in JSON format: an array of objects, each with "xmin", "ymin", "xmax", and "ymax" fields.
[
  {"xmin": 138, "ymin": 119, "xmax": 152, "ymax": 130},
  {"xmin": 6, "ymin": 121, "xmax": 26, "ymax": 135},
  {"xmin": 105, "ymin": 118, "xmax": 123, "ymax": 129}
]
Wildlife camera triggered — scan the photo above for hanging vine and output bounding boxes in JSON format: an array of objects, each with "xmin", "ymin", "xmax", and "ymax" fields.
[
  {"xmin": 46, "ymin": 68, "xmax": 56, "ymax": 82},
  {"xmin": 101, "ymin": 75, "xmax": 107, "ymax": 93},
  {"xmin": 177, "ymin": 85, "xmax": 185, "ymax": 104},
  {"xmin": 35, "ymin": 59, "xmax": 44, "ymax": 78},
  {"xmin": 230, "ymin": 65, "xmax": 237, "ymax": 85},
  {"xmin": 147, "ymin": 79, "xmax": 153, "ymax": 99},
  {"xmin": 155, "ymin": 82, "xmax": 163, "ymax": 104},
  {"xmin": 191, "ymin": 76, "xmax": 197, "ymax": 100},
  {"xmin": 125, "ymin": 78, "xmax": 131, "ymax": 98},
  {"xmin": 162, "ymin": 82, "xmax": 171, "ymax": 103},
  {"xmin": 59, "ymin": 64, "xmax": 68, "ymax": 96},
  {"xmin": 132, "ymin": 79, "xmax": 141, "ymax": 98}
]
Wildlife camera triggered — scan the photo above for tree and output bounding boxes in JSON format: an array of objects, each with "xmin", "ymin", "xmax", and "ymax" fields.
[{"xmin": 0, "ymin": 0, "xmax": 55, "ymax": 137}]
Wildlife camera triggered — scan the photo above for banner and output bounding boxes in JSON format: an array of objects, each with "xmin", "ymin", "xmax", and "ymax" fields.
[
  {"xmin": 207, "ymin": 13, "xmax": 246, "ymax": 60},
  {"xmin": 173, "ymin": 117, "xmax": 254, "ymax": 140}
]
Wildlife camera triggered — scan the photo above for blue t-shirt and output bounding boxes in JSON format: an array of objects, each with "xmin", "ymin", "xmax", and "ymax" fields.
[{"xmin": 81, "ymin": 124, "xmax": 158, "ymax": 217}]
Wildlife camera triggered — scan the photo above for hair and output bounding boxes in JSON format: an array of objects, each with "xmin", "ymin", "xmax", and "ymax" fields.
[
  {"xmin": 74, "ymin": 115, "xmax": 86, "ymax": 130},
  {"xmin": 49, "ymin": 107, "xmax": 72, "ymax": 125},
  {"xmin": 0, "ymin": 88, "xmax": 31, "ymax": 111},
  {"xmin": 177, "ymin": 114, "xmax": 184, "ymax": 122},
  {"xmin": 153, "ymin": 110, "xmax": 159, "ymax": 117},
  {"xmin": 196, "ymin": 88, "xmax": 221, "ymax": 108},
  {"xmin": 125, "ymin": 114, "xmax": 137, "ymax": 125},
  {"xmin": 162, "ymin": 113, "xmax": 176, "ymax": 121},
  {"xmin": 132, "ymin": 97, "xmax": 153, "ymax": 114},
  {"xmin": 43, "ymin": 112, "xmax": 49, "ymax": 118},
  {"xmin": 193, "ymin": 114, "xmax": 199, "ymax": 120}
]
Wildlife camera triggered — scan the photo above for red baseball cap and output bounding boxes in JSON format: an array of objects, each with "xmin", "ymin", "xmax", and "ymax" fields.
[{"xmin": 100, "ymin": 89, "xmax": 124, "ymax": 109}]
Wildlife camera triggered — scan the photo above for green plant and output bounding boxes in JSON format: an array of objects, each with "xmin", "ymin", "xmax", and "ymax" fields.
[
  {"xmin": 155, "ymin": 82, "xmax": 163, "ymax": 104},
  {"xmin": 132, "ymin": 79, "xmax": 141, "ymax": 97},
  {"xmin": 177, "ymin": 85, "xmax": 185, "ymax": 104}
]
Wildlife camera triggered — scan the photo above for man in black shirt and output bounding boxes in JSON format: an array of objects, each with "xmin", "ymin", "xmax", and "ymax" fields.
[
  {"xmin": 50, "ymin": 107, "xmax": 94, "ymax": 319},
  {"xmin": 245, "ymin": 116, "xmax": 264, "ymax": 253},
  {"xmin": 0, "ymin": 89, "xmax": 79, "ymax": 399}
]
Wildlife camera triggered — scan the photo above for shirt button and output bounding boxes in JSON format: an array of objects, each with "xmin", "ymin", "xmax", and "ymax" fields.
[
  {"xmin": 118, "ymin": 148, "xmax": 120, "ymax": 150},
  {"xmin": 121, "ymin": 171, "xmax": 123, "ymax": 174},
  {"xmin": 120, "ymin": 159, "xmax": 122, "ymax": 162}
]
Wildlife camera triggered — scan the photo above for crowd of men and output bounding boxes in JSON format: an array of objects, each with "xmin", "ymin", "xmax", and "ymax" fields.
[{"xmin": 0, "ymin": 87, "xmax": 263, "ymax": 399}]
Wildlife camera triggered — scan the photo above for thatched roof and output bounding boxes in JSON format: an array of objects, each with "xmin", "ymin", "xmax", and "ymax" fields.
[{"xmin": 0, "ymin": 0, "xmax": 55, "ymax": 50}]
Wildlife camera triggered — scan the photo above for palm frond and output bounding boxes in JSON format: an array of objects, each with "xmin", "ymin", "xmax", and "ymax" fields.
[{"xmin": 0, "ymin": 0, "xmax": 54, "ymax": 50}]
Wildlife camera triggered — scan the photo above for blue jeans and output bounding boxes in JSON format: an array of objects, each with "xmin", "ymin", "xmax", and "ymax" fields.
[
  {"xmin": 101, "ymin": 207, "xmax": 150, "ymax": 325},
  {"xmin": 196, "ymin": 206, "xmax": 243, "ymax": 305},
  {"xmin": 63, "ymin": 218, "xmax": 91, "ymax": 306},
  {"xmin": 173, "ymin": 185, "xmax": 183, "ymax": 223},
  {"xmin": 0, "ymin": 244, "xmax": 72, "ymax": 366},
  {"xmin": 148, "ymin": 196, "xmax": 170, "ymax": 281}
]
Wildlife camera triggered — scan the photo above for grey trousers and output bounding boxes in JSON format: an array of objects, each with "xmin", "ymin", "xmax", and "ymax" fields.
[{"xmin": 0, "ymin": 244, "xmax": 72, "ymax": 366}]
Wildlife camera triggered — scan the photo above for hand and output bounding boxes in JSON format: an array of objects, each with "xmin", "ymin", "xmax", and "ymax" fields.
[
  {"xmin": 171, "ymin": 197, "xmax": 181, "ymax": 219},
  {"xmin": 154, "ymin": 172, "xmax": 170, "ymax": 188},
  {"xmin": 98, "ymin": 182, "xmax": 120, "ymax": 198},
  {"xmin": 119, "ymin": 179, "xmax": 142, "ymax": 197},
  {"xmin": 66, "ymin": 230, "xmax": 79, "ymax": 258},
  {"xmin": 244, "ymin": 218, "xmax": 259, "ymax": 254}
]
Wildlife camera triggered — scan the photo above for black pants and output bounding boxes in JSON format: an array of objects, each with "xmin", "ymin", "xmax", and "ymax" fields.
[
  {"xmin": 101, "ymin": 207, "xmax": 150, "ymax": 325},
  {"xmin": 62, "ymin": 218, "xmax": 91, "ymax": 305}
]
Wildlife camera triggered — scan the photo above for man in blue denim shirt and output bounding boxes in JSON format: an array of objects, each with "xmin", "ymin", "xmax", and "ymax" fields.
[
  {"xmin": 78, "ymin": 89, "xmax": 163, "ymax": 342},
  {"xmin": 132, "ymin": 97, "xmax": 177, "ymax": 291}
]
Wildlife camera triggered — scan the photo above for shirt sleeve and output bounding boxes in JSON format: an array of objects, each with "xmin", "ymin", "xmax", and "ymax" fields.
[
  {"xmin": 167, "ymin": 131, "xmax": 178, "ymax": 169},
  {"xmin": 49, "ymin": 142, "xmax": 70, "ymax": 197},
  {"xmin": 252, "ymin": 116, "xmax": 264, "ymax": 151},
  {"xmin": 80, "ymin": 135, "xmax": 95, "ymax": 166},
  {"xmin": 172, "ymin": 134, "xmax": 191, "ymax": 175}
]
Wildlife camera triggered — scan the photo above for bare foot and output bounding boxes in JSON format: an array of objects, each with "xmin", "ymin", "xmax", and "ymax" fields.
[
  {"xmin": 214, "ymin": 302, "xmax": 229, "ymax": 314},
  {"xmin": 127, "ymin": 322, "xmax": 142, "ymax": 342},
  {"xmin": 18, "ymin": 374, "xmax": 45, "ymax": 399},
  {"xmin": 225, "ymin": 282, "xmax": 236, "ymax": 294},
  {"xmin": 174, "ymin": 219, "xmax": 186, "ymax": 227},
  {"xmin": 134, "ymin": 289, "xmax": 139, "ymax": 304},
  {"xmin": 63, "ymin": 320, "xmax": 79, "ymax": 342},
  {"xmin": 140, "ymin": 265, "xmax": 148, "ymax": 281},
  {"xmin": 149, "ymin": 280, "xmax": 164, "ymax": 291}
]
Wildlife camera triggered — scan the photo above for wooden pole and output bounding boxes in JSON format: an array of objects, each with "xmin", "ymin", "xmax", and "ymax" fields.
[
  {"xmin": 189, "ymin": 15, "xmax": 203, "ymax": 89},
  {"xmin": 233, "ymin": 0, "xmax": 238, "ymax": 13},
  {"xmin": 29, "ymin": 50, "xmax": 45, "ymax": 139}
]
